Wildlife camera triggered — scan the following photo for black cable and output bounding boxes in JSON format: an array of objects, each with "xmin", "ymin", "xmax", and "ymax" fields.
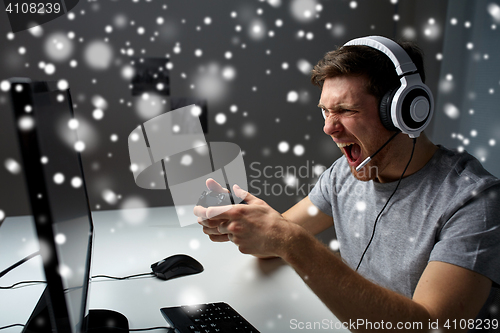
[
  {"xmin": 0, "ymin": 251, "xmax": 44, "ymax": 290},
  {"xmin": 0, "ymin": 280, "xmax": 46, "ymax": 289},
  {"xmin": 92, "ymin": 272, "xmax": 154, "ymax": 280},
  {"xmin": 0, "ymin": 323, "xmax": 25, "ymax": 330},
  {"xmin": 0, "ymin": 324, "xmax": 174, "ymax": 332},
  {"xmin": 63, "ymin": 273, "xmax": 154, "ymax": 292},
  {"xmin": 0, "ymin": 251, "xmax": 40, "ymax": 278},
  {"xmin": 0, "ymin": 273, "xmax": 154, "ymax": 289},
  {"xmin": 86, "ymin": 325, "xmax": 174, "ymax": 332},
  {"xmin": 355, "ymin": 137, "xmax": 417, "ymax": 272},
  {"xmin": 130, "ymin": 327, "xmax": 175, "ymax": 332}
]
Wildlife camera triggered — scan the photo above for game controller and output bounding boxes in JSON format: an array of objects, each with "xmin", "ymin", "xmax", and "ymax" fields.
[{"xmin": 196, "ymin": 190, "xmax": 246, "ymax": 208}]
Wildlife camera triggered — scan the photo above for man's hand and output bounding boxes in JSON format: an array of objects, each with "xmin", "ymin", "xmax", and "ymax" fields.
[
  {"xmin": 194, "ymin": 179, "xmax": 300, "ymax": 258},
  {"xmin": 194, "ymin": 179, "xmax": 231, "ymax": 242}
]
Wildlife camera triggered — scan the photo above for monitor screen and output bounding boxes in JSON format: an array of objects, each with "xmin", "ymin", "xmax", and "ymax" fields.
[{"xmin": 9, "ymin": 78, "xmax": 93, "ymax": 333}]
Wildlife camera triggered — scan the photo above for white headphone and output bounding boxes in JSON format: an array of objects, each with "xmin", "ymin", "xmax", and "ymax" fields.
[{"xmin": 343, "ymin": 36, "xmax": 434, "ymax": 138}]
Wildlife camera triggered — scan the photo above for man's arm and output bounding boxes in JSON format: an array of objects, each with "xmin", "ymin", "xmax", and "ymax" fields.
[
  {"xmin": 282, "ymin": 196, "xmax": 333, "ymax": 235},
  {"xmin": 203, "ymin": 186, "xmax": 492, "ymax": 332},
  {"xmin": 282, "ymin": 226, "xmax": 492, "ymax": 332},
  {"xmin": 413, "ymin": 261, "xmax": 492, "ymax": 328}
]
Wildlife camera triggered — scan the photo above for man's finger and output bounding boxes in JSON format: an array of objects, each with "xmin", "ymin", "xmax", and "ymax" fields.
[
  {"xmin": 233, "ymin": 184, "xmax": 257, "ymax": 203},
  {"xmin": 209, "ymin": 234, "xmax": 230, "ymax": 242},
  {"xmin": 217, "ymin": 220, "xmax": 231, "ymax": 235},
  {"xmin": 198, "ymin": 216, "xmax": 228, "ymax": 228},
  {"xmin": 206, "ymin": 178, "xmax": 229, "ymax": 193},
  {"xmin": 205, "ymin": 204, "xmax": 234, "ymax": 220},
  {"xmin": 193, "ymin": 205, "xmax": 208, "ymax": 219},
  {"xmin": 202, "ymin": 226, "xmax": 224, "ymax": 235}
]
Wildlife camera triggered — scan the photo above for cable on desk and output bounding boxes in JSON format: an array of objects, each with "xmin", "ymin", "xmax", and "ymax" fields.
[
  {"xmin": 0, "ymin": 280, "xmax": 46, "ymax": 289},
  {"xmin": 92, "ymin": 272, "xmax": 154, "ymax": 280},
  {"xmin": 1, "ymin": 271, "xmax": 154, "ymax": 289},
  {"xmin": 0, "ymin": 272, "xmax": 154, "ymax": 289},
  {"xmin": 0, "ymin": 323, "xmax": 175, "ymax": 332},
  {"xmin": 87, "ymin": 325, "xmax": 175, "ymax": 332},
  {"xmin": 0, "ymin": 323, "xmax": 25, "ymax": 330},
  {"xmin": 0, "ymin": 251, "xmax": 40, "ymax": 278},
  {"xmin": 129, "ymin": 327, "xmax": 175, "ymax": 332}
]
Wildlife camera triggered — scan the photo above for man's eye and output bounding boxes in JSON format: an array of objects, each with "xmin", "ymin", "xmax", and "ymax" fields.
[{"xmin": 341, "ymin": 109, "xmax": 356, "ymax": 114}]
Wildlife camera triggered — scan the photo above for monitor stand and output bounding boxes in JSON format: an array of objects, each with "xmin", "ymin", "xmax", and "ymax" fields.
[
  {"xmin": 23, "ymin": 287, "xmax": 129, "ymax": 333},
  {"xmin": 22, "ymin": 287, "xmax": 56, "ymax": 333}
]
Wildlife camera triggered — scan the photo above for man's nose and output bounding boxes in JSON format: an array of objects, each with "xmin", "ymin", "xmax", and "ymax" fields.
[{"xmin": 323, "ymin": 115, "xmax": 343, "ymax": 136}]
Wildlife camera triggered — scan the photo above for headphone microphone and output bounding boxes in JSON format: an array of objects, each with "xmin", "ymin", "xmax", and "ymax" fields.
[{"xmin": 355, "ymin": 132, "xmax": 399, "ymax": 173}]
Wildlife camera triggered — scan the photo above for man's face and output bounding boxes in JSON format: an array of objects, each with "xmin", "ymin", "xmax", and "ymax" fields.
[{"xmin": 318, "ymin": 75, "xmax": 396, "ymax": 181}]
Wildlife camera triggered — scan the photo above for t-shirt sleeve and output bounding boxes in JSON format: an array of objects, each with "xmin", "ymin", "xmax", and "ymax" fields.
[
  {"xmin": 429, "ymin": 182, "xmax": 500, "ymax": 286},
  {"xmin": 308, "ymin": 163, "xmax": 335, "ymax": 217}
]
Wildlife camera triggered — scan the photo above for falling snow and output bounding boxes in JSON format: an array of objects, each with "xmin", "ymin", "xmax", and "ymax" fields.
[
  {"xmin": 307, "ymin": 205, "xmax": 318, "ymax": 216},
  {"xmin": 71, "ymin": 177, "xmax": 83, "ymax": 188},
  {"xmin": 53, "ymin": 173, "xmax": 65, "ymax": 184},
  {"xmin": 278, "ymin": 141, "xmax": 290, "ymax": 153},
  {"xmin": 4, "ymin": 158, "xmax": 21, "ymax": 174},
  {"xmin": 102, "ymin": 189, "xmax": 118, "ymax": 204},
  {"xmin": 443, "ymin": 103, "xmax": 460, "ymax": 119},
  {"xmin": 0, "ymin": 80, "xmax": 10, "ymax": 92},
  {"xmin": 55, "ymin": 233, "xmax": 67, "ymax": 245},
  {"xmin": 18, "ymin": 115, "xmax": 35, "ymax": 131},
  {"xmin": 329, "ymin": 239, "xmax": 340, "ymax": 251},
  {"xmin": 0, "ymin": 0, "xmax": 498, "ymax": 227}
]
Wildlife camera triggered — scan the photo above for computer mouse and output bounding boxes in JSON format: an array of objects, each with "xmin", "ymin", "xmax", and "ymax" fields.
[{"xmin": 151, "ymin": 254, "xmax": 204, "ymax": 281}]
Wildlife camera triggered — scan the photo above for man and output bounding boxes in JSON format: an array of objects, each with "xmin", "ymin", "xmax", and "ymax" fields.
[{"xmin": 194, "ymin": 36, "xmax": 500, "ymax": 331}]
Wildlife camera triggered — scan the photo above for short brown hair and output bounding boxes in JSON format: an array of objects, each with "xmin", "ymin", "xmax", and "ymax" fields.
[{"xmin": 310, "ymin": 39, "xmax": 425, "ymax": 103}]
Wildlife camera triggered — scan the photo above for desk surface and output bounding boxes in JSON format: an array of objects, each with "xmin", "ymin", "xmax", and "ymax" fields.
[{"xmin": 0, "ymin": 206, "xmax": 345, "ymax": 332}]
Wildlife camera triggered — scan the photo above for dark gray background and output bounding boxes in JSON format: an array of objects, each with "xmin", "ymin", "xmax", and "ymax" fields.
[{"xmin": 1, "ymin": 0, "xmax": 496, "ymax": 227}]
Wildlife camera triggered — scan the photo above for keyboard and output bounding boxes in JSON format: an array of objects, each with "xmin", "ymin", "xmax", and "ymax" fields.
[{"xmin": 160, "ymin": 302, "xmax": 261, "ymax": 333}]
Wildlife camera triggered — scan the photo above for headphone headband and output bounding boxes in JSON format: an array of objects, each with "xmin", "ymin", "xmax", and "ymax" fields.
[{"xmin": 343, "ymin": 36, "xmax": 417, "ymax": 76}]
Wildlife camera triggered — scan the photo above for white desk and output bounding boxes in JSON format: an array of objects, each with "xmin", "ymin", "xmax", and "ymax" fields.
[{"xmin": 0, "ymin": 206, "xmax": 346, "ymax": 332}]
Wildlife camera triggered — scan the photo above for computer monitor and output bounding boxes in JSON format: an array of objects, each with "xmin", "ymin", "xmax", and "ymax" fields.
[{"xmin": 8, "ymin": 78, "xmax": 127, "ymax": 333}]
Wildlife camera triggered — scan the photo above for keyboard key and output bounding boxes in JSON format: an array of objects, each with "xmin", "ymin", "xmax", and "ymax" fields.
[
  {"xmin": 187, "ymin": 326, "xmax": 201, "ymax": 333},
  {"xmin": 161, "ymin": 302, "xmax": 260, "ymax": 333}
]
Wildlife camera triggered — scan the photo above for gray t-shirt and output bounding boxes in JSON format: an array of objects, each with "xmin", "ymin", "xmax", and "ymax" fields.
[{"xmin": 309, "ymin": 145, "xmax": 500, "ymax": 301}]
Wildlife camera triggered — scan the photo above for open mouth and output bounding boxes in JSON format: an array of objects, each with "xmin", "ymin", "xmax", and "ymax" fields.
[{"xmin": 337, "ymin": 142, "xmax": 362, "ymax": 165}]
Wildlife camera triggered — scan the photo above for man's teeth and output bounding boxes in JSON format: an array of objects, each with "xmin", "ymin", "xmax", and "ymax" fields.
[{"xmin": 336, "ymin": 142, "xmax": 354, "ymax": 148}]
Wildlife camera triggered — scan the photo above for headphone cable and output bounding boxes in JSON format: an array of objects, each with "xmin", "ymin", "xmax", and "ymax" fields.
[{"xmin": 355, "ymin": 137, "xmax": 417, "ymax": 272}]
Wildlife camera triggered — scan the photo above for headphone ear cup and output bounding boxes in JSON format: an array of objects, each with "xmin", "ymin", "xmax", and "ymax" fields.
[{"xmin": 379, "ymin": 88, "xmax": 399, "ymax": 132}]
